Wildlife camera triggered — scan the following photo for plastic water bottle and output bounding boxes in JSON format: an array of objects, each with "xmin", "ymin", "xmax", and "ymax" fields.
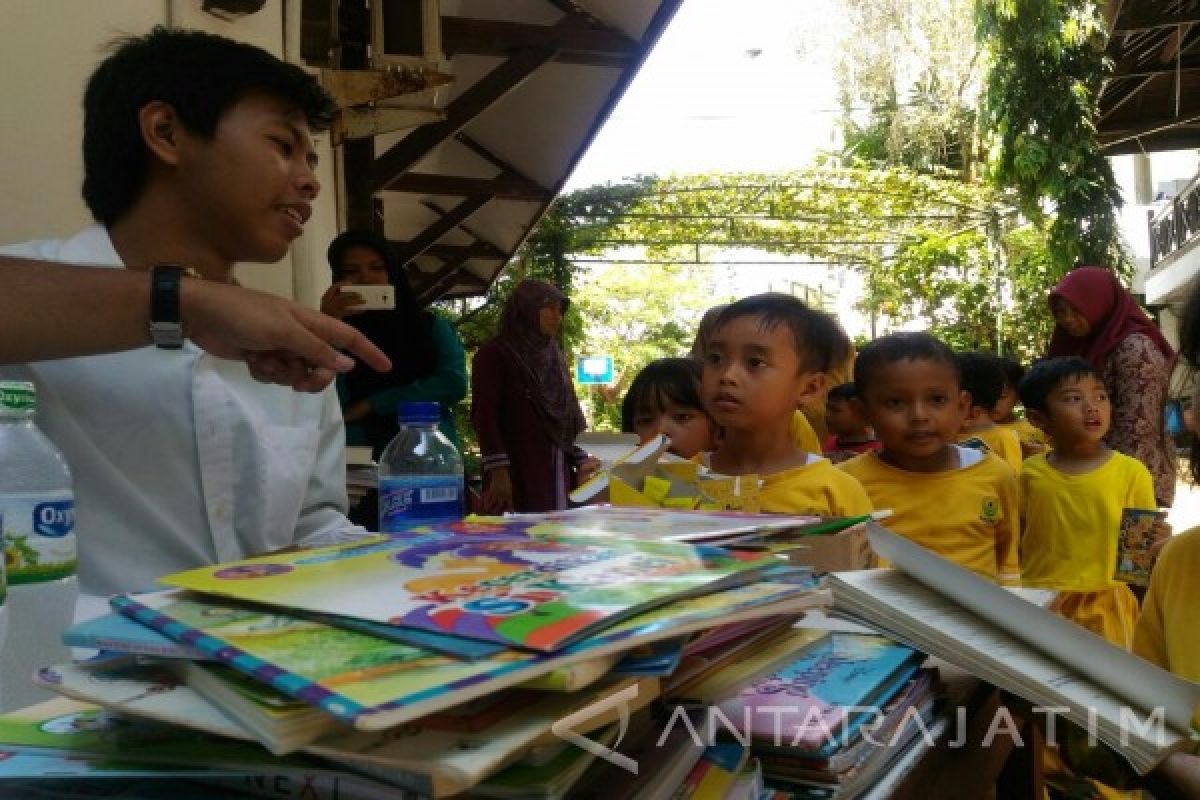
[
  {"xmin": 378, "ymin": 401, "xmax": 464, "ymax": 530},
  {"xmin": 0, "ymin": 381, "xmax": 77, "ymax": 711}
]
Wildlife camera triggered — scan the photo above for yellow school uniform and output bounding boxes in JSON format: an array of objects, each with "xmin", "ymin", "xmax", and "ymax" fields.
[
  {"xmin": 756, "ymin": 457, "xmax": 873, "ymax": 517},
  {"xmin": 958, "ymin": 425, "xmax": 1023, "ymax": 472},
  {"xmin": 1004, "ymin": 417, "xmax": 1047, "ymax": 451},
  {"xmin": 1019, "ymin": 452, "xmax": 1153, "ymax": 656},
  {"xmin": 1021, "ymin": 453, "xmax": 1152, "ymax": 800},
  {"xmin": 1134, "ymin": 527, "xmax": 1200, "ymax": 680},
  {"xmin": 838, "ymin": 449, "xmax": 1020, "ymax": 583},
  {"xmin": 789, "ymin": 411, "xmax": 822, "ymax": 455}
]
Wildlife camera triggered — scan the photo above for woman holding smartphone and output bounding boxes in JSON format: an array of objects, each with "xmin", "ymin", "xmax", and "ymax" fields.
[{"xmin": 322, "ymin": 230, "xmax": 467, "ymax": 455}]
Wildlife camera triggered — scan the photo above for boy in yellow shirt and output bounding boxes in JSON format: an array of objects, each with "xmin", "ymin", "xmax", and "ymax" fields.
[
  {"xmin": 955, "ymin": 351, "xmax": 1023, "ymax": 472},
  {"xmin": 699, "ymin": 294, "xmax": 872, "ymax": 517},
  {"xmin": 838, "ymin": 333, "xmax": 1019, "ymax": 583},
  {"xmin": 993, "ymin": 356, "xmax": 1047, "ymax": 458},
  {"xmin": 1017, "ymin": 356, "xmax": 1154, "ymax": 648}
]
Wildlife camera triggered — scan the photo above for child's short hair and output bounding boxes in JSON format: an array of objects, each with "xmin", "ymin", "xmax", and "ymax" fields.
[
  {"xmin": 711, "ymin": 293, "xmax": 850, "ymax": 373},
  {"xmin": 1017, "ymin": 357, "xmax": 1103, "ymax": 413},
  {"xmin": 83, "ymin": 27, "xmax": 337, "ymax": 226},
  {"xmin": 827, "ymin": 382, "xmax": 857, "ymax": 403},
  {"xmin": 621, "ymin": 358, "xmax": 705, "ymax": 433},
  {"xmin": 956, "ymin": 351, "xmax": 1005, "ymax": 412},
  {"xmin": 854, "ymin": 332, "xmax": 959, "ymax": 395},
  {"xmin": 997, "ymin": 357, "xmax": 1026, "ymax": 390}
]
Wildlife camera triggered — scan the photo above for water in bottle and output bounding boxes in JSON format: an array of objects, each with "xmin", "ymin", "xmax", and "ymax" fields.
[
  {"xmin": 378, "ymin": 401, "xmax": 464, "ymax": 530},
  {"xmin": 0, "ymin": 381, "xmax": 77, "ymax": 711}
]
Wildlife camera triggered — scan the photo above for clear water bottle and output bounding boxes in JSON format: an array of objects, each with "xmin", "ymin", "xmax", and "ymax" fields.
[
  {"xmin": 0, "ymin": 381, "xmax": 77, "ymax": 711},
  {"xmin": 378, "ymin": 401, "xmax": 464, "ymax": 531}
]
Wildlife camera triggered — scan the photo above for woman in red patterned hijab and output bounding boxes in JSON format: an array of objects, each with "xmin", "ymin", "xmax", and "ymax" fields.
[{"xmin": 1046, "ymin": 266, "xmax": 1176, "ymax": 505}]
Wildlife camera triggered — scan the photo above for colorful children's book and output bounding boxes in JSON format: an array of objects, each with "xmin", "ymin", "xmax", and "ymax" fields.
[
  {"xmin": 715, "ymin": 632, "xmax": 924, "ymax": 755},
  {"xmin": 63, "ymin": 611, "xmax": 209, "ymax": 660},
  {"xmin": 673, "ymin": 741, "xmax": 749, "ymax": 800},
  {"xmin": 0, "ymin": 693, "xmax": 330, "ymax": 776},
  {"xmin": 112, "ymin": 580, "xmax": 824, "ymax": 732},
  {"xmin": 670, "ymin": 626, "xmax": 830, "ymax": 703},
  {"xmin": 159, "ymin": 529, "xmax": 787, "ymax": 653},
  {"xmin": 471, "ymin": 725, "xmax": 619, "ymax": 800},
  {"xmin": 33, "ymin": 660, "xmax": 659, "ymax": 799},
  {"xmin": 507, "ymin": 505, "xmax": 823, "ymax": 545},
  {"xmin": 1114, "ymin": 507, "xmax": 1167, "ymax": 587},
  {"xmin": 179, "ymin": 662, "xmax": 350, "ymax": 754}
]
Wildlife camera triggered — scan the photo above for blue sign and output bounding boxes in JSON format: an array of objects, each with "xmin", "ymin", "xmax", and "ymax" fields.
[{"xmin": 576, "ymin": 355, "xmax": 614, "ymax": 385}]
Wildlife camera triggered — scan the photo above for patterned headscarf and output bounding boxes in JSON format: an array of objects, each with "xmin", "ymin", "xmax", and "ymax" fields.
[{"xmin": 493, "ymin": 280, "xmax": 585, "ymax": 450}]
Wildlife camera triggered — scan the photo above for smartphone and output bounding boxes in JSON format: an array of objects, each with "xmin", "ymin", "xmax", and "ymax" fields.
[{"xmin": 341, "ymin": 284, "xmax": 395, "ymax": 311}]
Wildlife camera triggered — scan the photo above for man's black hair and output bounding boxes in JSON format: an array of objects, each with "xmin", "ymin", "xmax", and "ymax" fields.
[
  {"xmin": 83, "ymin": 26, "xmax": 338, "ymax": 226},
  {"xmin": 997, "ymin": 357, "xmax": 1026, "ymax": 390},
  {"xmin": 853, "ymin": 332, "xmax": 959, "ymax": 395},
  {"xmin": 711, "ymin": 293, "xmax": 851, "ymax": 374},
  {"xmin": 956, "ymin": 351, "xmax": 1005, "ymax": 412},
  {"xmin": 621, "ymin": 358, "xmax": 705, "ymax": 433},
  {"xmin": 1018, "ymin": 357, "xmax": 1104, "ymax": 413},
  {"xmin": 827, "ymin": 382, "xmax": 857, "ymax": 403}
]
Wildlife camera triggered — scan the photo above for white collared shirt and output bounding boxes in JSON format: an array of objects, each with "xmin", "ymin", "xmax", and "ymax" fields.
[{"xmin": 0, "ymin": 226, "xmax": 367, "ymax": 601}]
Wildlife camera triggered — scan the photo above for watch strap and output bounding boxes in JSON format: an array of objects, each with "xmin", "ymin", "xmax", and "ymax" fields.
[{"xmin": 150, "ymin": 264, "xmax": 186, "ymax": 349}]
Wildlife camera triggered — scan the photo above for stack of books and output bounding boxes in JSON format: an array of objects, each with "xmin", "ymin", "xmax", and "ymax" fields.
[{"xmin": 2, "ymin": 508, "xmax": 846, "ymax": 799}]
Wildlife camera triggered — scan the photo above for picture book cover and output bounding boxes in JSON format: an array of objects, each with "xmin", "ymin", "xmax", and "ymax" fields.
[
  {"xmin": 0, "ymin": 750, "xmax": 247, "ymax": 781},
  {"xmin": 1115, "ymin": 507, "xmax": 1167, "ymax": 587},
  {"xmin": 113, "ymin": 580, "xmax": 823, "ymax": 731},
  {"xmin": 159, "ymin": 530, "xmax": 785, "ymax": 653},
  {"xmin": 501, "ymin": 506, "xmax": 823, "ymax": 545},
  {"xmin": 0, "ymin": 692, "xmax": 327, "ymax": 776},
  {"xmin": 62, "ymin": 612, "xmax": 209, "ymax": 660},
  {"xmin": 715, "ymin": 633, "xmax": 924, "ymax": 754}
]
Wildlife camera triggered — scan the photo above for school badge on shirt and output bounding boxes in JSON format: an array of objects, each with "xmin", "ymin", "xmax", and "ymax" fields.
[{"xmin": 979, "ymin": 497, "xmax": 1001, "ymax": 525}]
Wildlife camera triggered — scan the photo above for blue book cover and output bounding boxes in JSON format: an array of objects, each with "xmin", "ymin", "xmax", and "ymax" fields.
[
  {"xmin": 63, "ymin": 613, "xmax": 209, "ymax": 660},
  {"xmin": 717, "ymin": 632, "xmax": 924, "ymax": 756}
]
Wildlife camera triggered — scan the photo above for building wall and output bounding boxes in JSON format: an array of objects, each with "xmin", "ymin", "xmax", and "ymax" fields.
[{"xmin": 0, "ymin": 0, "xmax": 340, "ymax": 304}]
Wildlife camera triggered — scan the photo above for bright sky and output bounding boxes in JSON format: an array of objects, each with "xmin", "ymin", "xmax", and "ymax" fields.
[{"xmin": 566, "ymin": 0, "xmax": 844, "ymax": 189}]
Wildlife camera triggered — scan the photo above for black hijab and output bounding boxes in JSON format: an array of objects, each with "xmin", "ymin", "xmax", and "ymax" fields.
[{"xmin": 327, "ymin": 230, "xmax": 438, "ymax": 407}]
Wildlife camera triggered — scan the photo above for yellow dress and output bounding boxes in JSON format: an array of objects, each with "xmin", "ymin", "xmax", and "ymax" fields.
[{"xmin": 958, "ymin": 425, "xmax": 1023, "ymax": 472}]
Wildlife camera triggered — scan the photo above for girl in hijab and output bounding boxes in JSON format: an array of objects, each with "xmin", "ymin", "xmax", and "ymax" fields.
[
  {"xmin": 471, "ymin": 280, "xmax": 590, "ymax": 513},
  {"xmin": 322, "ymin": 230, "xmax": 467, "ymax": 455},
  {"xmin": 1047, "ymin": 266, "xmax": 1176, "ymax": 506}
]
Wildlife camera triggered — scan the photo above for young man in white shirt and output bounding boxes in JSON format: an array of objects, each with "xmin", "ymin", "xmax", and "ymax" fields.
[{"xmin": 1, "ymin": 28, "xmax": 372, "ymax": 603}]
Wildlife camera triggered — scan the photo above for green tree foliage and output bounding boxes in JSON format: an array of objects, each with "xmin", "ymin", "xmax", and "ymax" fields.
[
  {"xmin": 975, "ymin": 0, "xmax": 1126, "ymax": 273},
  {"xmin": 833, "ymin": 0, "xmax": 982, "ymax": 177}
]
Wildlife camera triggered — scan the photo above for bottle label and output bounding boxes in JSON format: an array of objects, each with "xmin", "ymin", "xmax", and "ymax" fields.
[
  {"xmin": 379, "ymin": 475, "xmax": 463, "ymax": 530},
  {"xmin": 2, "ymin": 491, "xmax": 77, "ymax": 584}
]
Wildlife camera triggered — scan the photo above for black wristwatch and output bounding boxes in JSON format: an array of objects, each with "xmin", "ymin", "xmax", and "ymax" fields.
[{"xmin": 149, "ymin": 264, "xmax": 186, "ymax": 349}]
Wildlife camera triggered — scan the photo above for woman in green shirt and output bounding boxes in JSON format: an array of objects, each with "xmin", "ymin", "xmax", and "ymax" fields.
[{"xmin": 322, "ymin": 230, "xmax": 467, "ymax": 454}]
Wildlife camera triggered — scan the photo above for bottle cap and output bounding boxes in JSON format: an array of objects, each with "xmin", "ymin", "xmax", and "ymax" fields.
[
  {"xmin": 398, "ymin": 401, "xmax": 440, "ymax": 425},
  {"xmin": 0, "ymin": 381, "xmax": 36, "ymax": 415}
]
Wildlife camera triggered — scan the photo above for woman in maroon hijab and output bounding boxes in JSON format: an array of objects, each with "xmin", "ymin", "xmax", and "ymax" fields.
[
  {"xmin": 1047, "ymin": 266, "xmax": 1176, "ymax": 505},
  {"xmin": 471, "ymin": 280, "xmax": 590, "ymax": 512}
]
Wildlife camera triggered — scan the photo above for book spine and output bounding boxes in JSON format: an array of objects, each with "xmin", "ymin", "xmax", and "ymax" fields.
[
  {"xmin": 110, "ymin": 595, "xmax": 365, "ymax": 726},
  {"xmin": 61, "ymin": 636, "xmax": 207, "ymax": 661}
]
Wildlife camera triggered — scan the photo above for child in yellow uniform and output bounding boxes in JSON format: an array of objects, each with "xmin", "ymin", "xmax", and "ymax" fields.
[
  {"xmin": 838, "ymin": 333, "xmax": 1019, "ymax": 583},
  {"xmin": 621, "ymin": 358, "xmax": 716, "ymax": 459},
  {"xmin": 698, "ymin": 294, "xmax": 872, "ymax": 517},
  {"xmin": 993, "ymin": 356, "xmax": 1047, "ymax": 458},
  {"xmin": 1017, "ymin": 357, "xmax": 1153, "ymax": 646},
  {"xmin": 1018, "ymin": 356, "xmax": 1156, "ymax": 800},
  {"xmin": 955, "ymin": 351, "xmax": 1023, "ymax": 472}
]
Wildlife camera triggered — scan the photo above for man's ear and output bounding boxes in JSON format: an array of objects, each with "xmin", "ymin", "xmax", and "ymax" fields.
[
  {"xmin": 138, "ymin": 101, "xmax": 184, "ymax": 167},
  {"xmin": 796, "ymin": 371, "xmax": 827, "ymax": 408},
  {"xmin": 1025, "ymin": 408, "xmax": 1050, "ymax": 433}
]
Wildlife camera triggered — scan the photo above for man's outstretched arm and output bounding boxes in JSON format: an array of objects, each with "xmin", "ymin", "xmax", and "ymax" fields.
[{"xmin": 0, "ymin": 257, "xmax": 390, "ymax": 390}]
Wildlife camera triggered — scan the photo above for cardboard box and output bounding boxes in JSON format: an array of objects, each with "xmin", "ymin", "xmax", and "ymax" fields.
[{"xmin": 781, "ymin": 520, "xmax": 875, "ymax": 572}]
